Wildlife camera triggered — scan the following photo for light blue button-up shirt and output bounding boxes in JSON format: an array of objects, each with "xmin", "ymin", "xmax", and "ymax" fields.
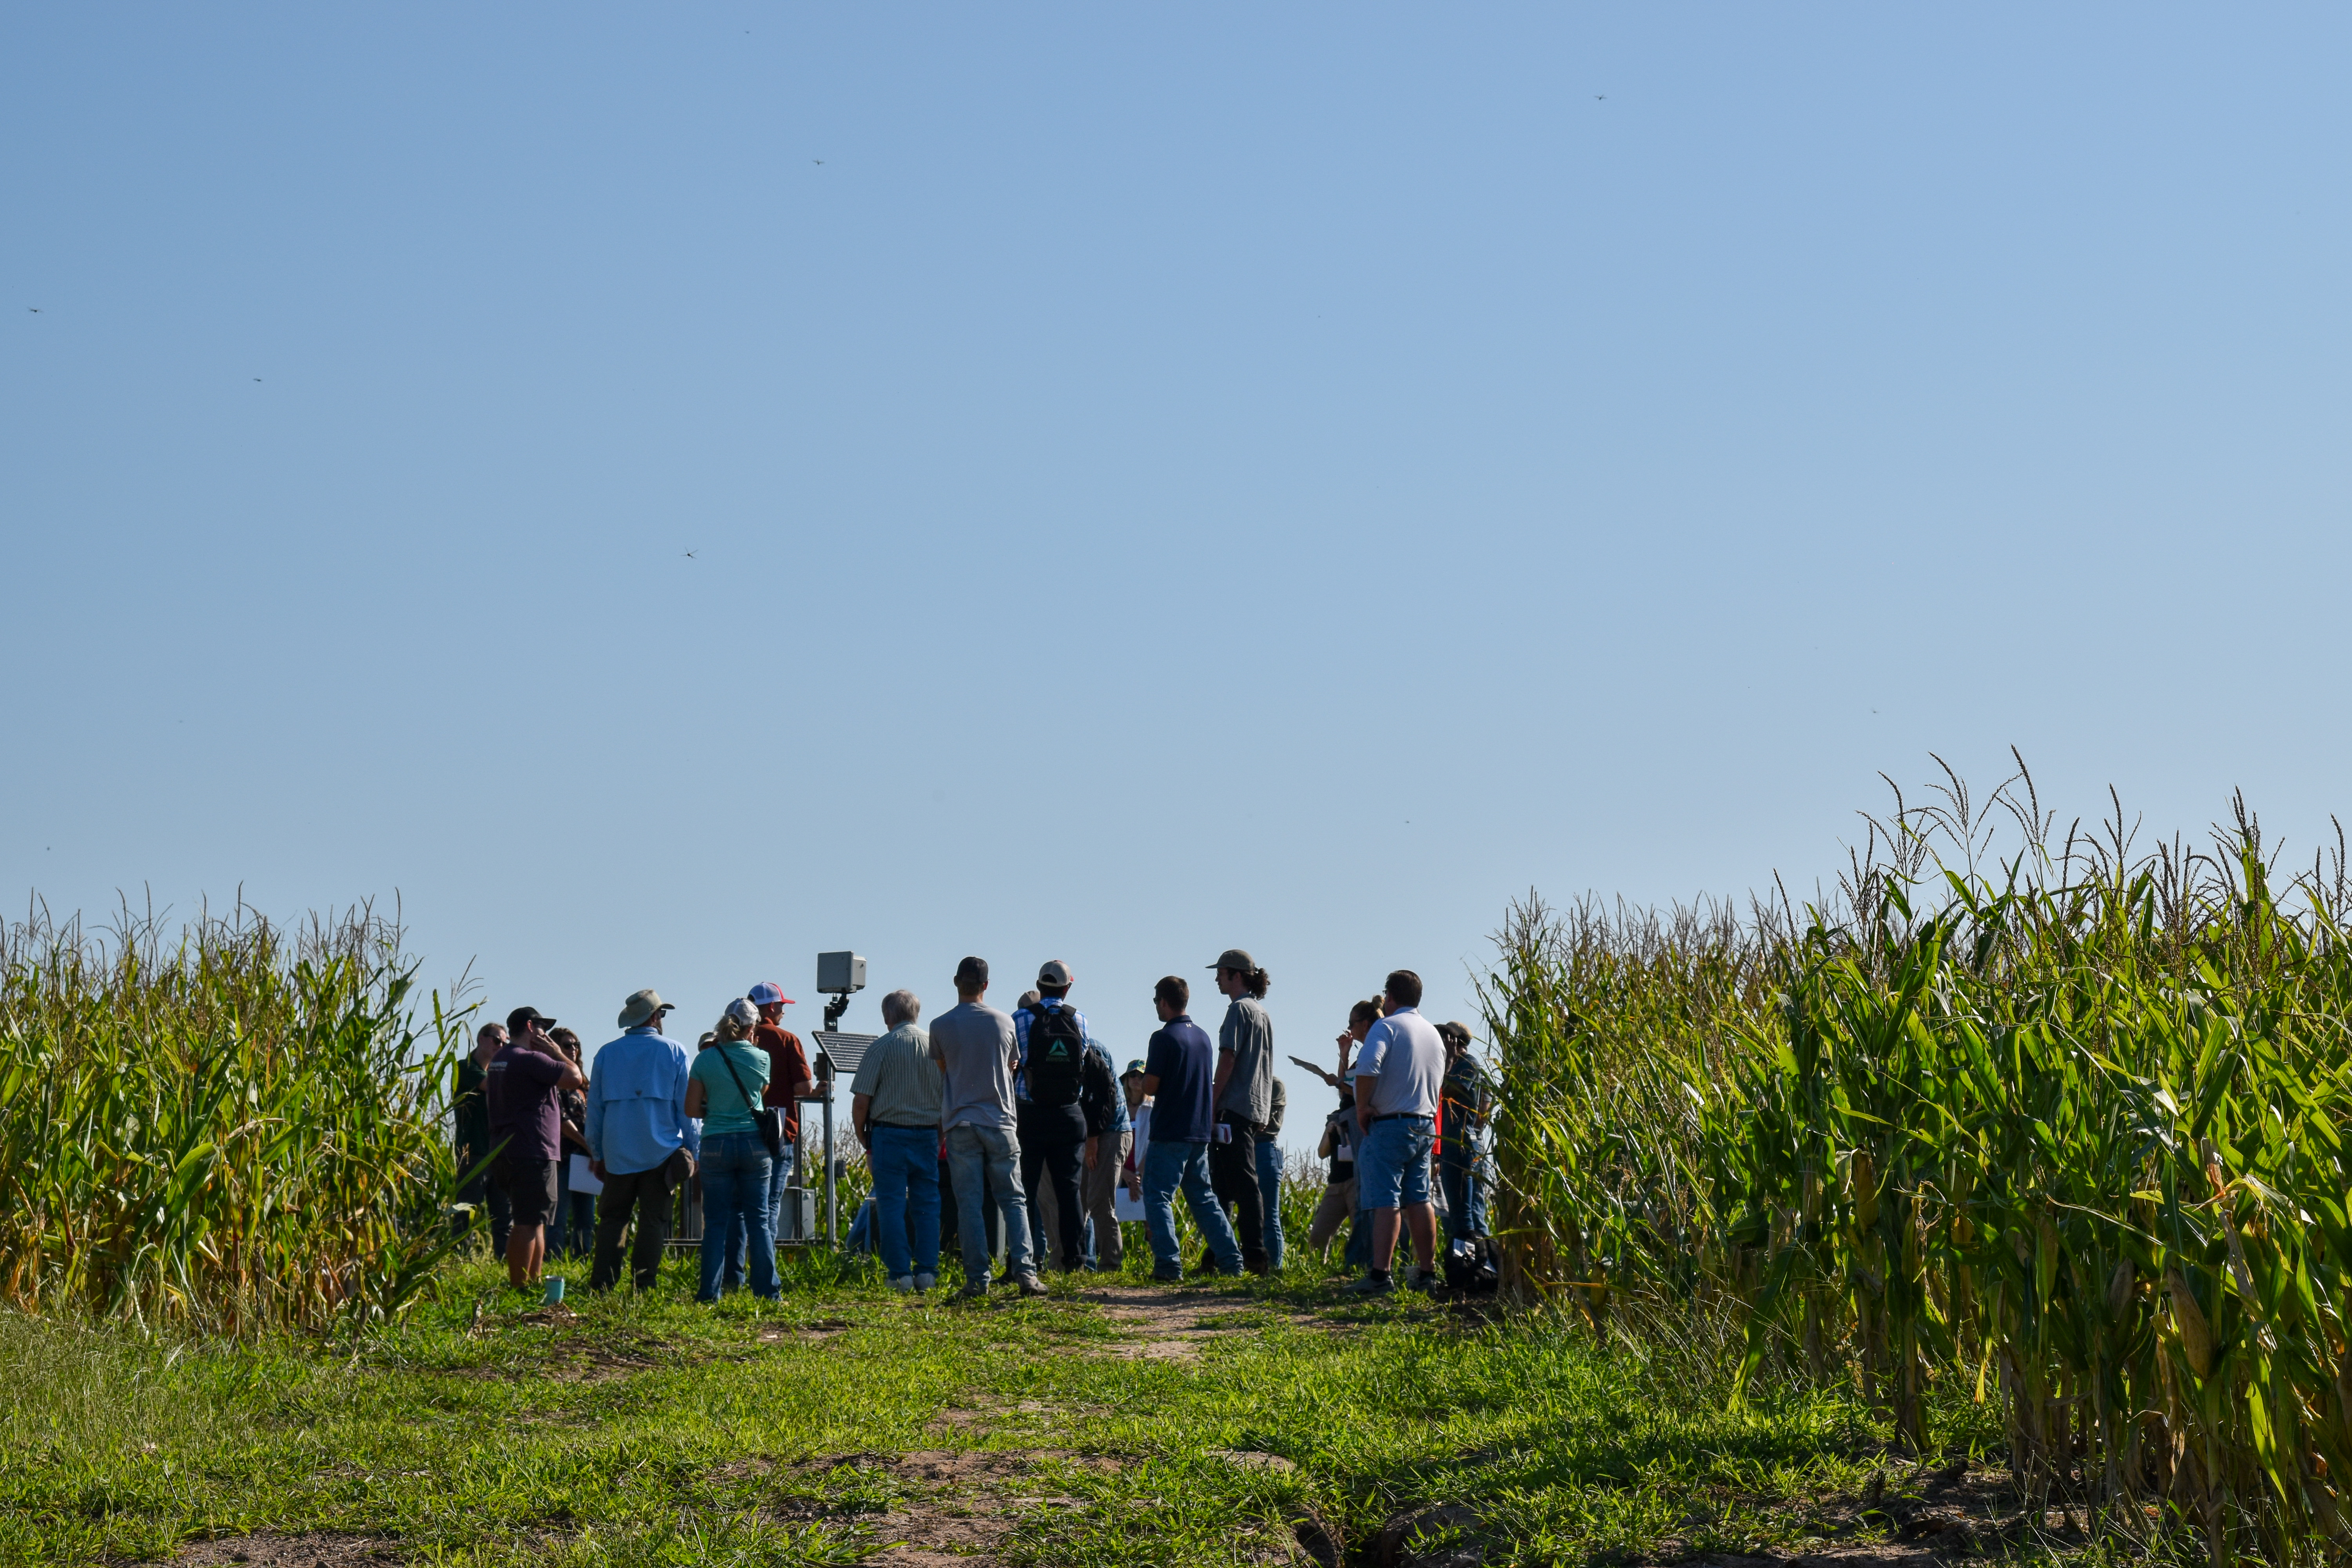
[{"xmin": 586, "ymin": 1027, "xmax": 701, "ymax": 1175}]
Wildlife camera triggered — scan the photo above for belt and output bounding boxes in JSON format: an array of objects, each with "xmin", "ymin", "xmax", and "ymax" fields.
[
  {"xmin": 1369, "ymin": 1112, "xmax": 1434, "ymax": 1125},
  {"xmin": 873, "ymin": 1120, "xmax": 938, "ymax": 1132}
]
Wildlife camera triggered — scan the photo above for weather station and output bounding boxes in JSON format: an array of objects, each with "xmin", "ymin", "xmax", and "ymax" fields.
[{"xmin": 801, "ymin": 951, "xmax": 872, "ymax": 1247}]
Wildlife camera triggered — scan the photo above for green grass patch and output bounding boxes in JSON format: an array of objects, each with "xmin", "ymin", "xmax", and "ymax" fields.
[{"xmin": 0, "ymin": 1250, "xmax": 2012, "ymax": 1567}]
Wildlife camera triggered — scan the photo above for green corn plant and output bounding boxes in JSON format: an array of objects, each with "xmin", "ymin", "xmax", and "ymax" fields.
[
  {"xmin": 1481, "ymin": 764, "xmax": 2352, "ymax": 1563},
  {"xmin": 0, "ymin": 899, "xmax": 475, "ymax": 1336}
]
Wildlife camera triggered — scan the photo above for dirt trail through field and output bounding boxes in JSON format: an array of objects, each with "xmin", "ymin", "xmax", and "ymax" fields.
[{"xmin": 1079, "ymin": 1282, "xmax": 1336, "ymax": 1361}]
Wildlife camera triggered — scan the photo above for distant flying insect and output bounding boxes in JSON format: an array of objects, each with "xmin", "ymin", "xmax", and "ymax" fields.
[
  {"xmin": 27, "ymin": 307, "xmax": 40, "ymax": 312},
  {"xmin": 683, "ymin": 550, "xmax": 697, "ymax": 559},
  {"xmin": 813, "ymin": 159, "xmax": 824, "ymax": 165}
]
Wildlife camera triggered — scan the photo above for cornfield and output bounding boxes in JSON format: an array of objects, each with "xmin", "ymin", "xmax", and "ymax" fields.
[
  {"xmin": 0, "ymin": 899, "xmax": 472, "ymax": 1336},
  {"xmin": 1483, "ymin": 760, "xmax": 2352, "ymax": 1563}
]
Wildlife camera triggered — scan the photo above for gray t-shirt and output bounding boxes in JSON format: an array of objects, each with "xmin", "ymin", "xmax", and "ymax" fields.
[
  {"xmin": 929, "ymin": 1000, "xmax": 1018, "ymax": 1131},
  {"xmin": 1356, "ymin": 1006, "xmax": 1446, "ymax": 1118},
  {"xmin": 1216, "ymin": 995, "xmax": 1276, "ymax": 1125},
  {"xmin": 850, "ymin": 1022, "xmax": 943, "ymax": 1129}
]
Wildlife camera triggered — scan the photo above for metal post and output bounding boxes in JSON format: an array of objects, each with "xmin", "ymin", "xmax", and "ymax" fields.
[{"xmin": 821, "ymin": 1062, "xmax": 838, "ymax": 1245}]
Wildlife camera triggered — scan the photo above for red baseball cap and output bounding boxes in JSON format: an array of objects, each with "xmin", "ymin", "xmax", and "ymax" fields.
[{"xmin": 748, "ymin": 982, "xmax": 796, "ymax": 1006}]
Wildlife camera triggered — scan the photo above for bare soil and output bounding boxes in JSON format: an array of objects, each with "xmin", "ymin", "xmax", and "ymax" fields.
[{"xmin": 164, "ymin": 1536, "xmax": 398, "ymax": 1567}]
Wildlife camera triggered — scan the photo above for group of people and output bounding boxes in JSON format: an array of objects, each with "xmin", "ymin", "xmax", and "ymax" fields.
[{"xmin": 452, "ymin": 947, "xmax": 1492, "ymax": 1302}]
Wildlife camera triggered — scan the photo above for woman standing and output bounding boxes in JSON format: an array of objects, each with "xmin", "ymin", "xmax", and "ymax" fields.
[
  {"xmin": 684, "ymin": 1000, "xmax": 780, "ymax": 1301},
  {"xmin": 548, "ymin": 1027, "xmax": 597, "ymax": 1259}
]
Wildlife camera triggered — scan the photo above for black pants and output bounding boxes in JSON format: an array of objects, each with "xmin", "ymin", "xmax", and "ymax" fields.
[
  {"xmin": 590, "ymin": 1159, "xmax": 679, "ymax": 1291},
  {"xmin": 1018, "ymin": 1100, "xmax": 1088, "ymax": 1274},
  {"xmin": 456, "ymin": 1167, "xmax": 513, "ymax": 1258},
  {"xmin": 1208, "ymin": 1113, "xmax": 1269, "ymax": 1272}
]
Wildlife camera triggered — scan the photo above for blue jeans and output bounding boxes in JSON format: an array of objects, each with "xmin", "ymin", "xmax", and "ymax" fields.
[
  {"xmin": 698, "ymin": 1132, "xmax": 780, "ymax": 1301},
  {"xmin": 1142, "ymin": 1140, "xmax": 1241, "ymax": 1276},
  {"xmin": 869, "ymin": 1125, "xmax": 942, "ymax": 1279},
  {"xmin": 1255, "ymin": 1133, "xmax": 1286, "ymax": 1272},
  {"xmin": 1439, "ymin": 1143, "xmax": 1489, "ymax": 1244},
  {"xmin": 946, "ymin": 1122, "xmax": 1033, "ymax": 1286},
  {"xmin": 1358, "ymin": 1116, "xmax": 1434, "ymax": 1210},
  {"xmin": 726, "ymin": 1143, "xmax": 793, "ymax": 1283}
]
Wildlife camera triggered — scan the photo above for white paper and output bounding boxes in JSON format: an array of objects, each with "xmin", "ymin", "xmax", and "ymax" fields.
[{"xmin": 568, "ymin": 1152, "xmax": 603, "ymax": 1195}]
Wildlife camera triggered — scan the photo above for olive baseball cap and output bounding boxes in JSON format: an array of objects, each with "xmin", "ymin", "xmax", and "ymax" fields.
[{"xmin": 1208, "ymin": 948, "xmax": 1255, "ymax": 973}]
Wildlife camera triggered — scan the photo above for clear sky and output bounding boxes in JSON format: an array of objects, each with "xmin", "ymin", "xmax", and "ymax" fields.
[{"xmin": 6, "ymin": 7, "xmax": 2348, "ymax": 1154}]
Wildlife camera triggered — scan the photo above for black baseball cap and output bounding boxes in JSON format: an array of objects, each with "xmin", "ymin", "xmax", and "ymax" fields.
[{"xmin": 506, "ymin": 1005, "xmax": 556, "ymax": 1032}]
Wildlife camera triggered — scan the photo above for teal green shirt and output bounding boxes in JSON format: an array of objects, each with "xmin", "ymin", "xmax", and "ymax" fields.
[{"xmin": 689, "ymin": 1040, "xmax": 771, "ymax": 1138}]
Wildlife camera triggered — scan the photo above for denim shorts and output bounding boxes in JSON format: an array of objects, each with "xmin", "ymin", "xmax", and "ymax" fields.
[{"xmin": 1356, "ymin": 1114, "xmax": 1434, "ymax": 1209}]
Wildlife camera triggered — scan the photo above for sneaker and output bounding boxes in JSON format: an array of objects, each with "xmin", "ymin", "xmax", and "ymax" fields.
[
  {"xmin": 913, "ymin": 1272, "xmax": 938, "ymax": 1292},
  {"xmin": 1015, "ymin": 1272, "xmax": 1049, "ymax": 1298},
  {"xmin": 958, "ymin": 1277, "xmax": 991, "ymax": 1300},
  {"xmin": 888, "ymin": 1275, "xmax": 916, "ymax": 1292},
  {"xmin": 1345, "ymin": 1273, "xmax": 1394, "ymax": 1297},
  {"xmin": 1151, "ymin": 1266, "xmax": 1184, "ymax": 1283},
  {"xmin": 1409, "ymin": 1269, "xmax": 1441, "ymax": 1296}
]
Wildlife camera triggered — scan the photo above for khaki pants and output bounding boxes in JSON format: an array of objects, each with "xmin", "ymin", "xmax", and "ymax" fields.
[
  {"xmin": 1083, "ymin": 1129, "xmax": 1131, "ymax": 1271},
  {"xmin": 1307, "ymin": 1176, "xmax": 1358, "ymax": 1254}
]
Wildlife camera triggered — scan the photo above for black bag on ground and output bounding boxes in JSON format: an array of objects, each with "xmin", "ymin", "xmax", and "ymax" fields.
[
  {"xmin": 1443, "ymin": 1235, "xmax": 1500, "ymax": 1297},
  {"xmin": 1022, "ymin": 1004, "xmax": 1085, "ymax": 1107}
]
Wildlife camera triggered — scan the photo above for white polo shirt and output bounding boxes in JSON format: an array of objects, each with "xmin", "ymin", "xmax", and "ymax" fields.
[{"xmin": 1354, "ymin": 1006, "xmax": 1445, "ymax": 1118}]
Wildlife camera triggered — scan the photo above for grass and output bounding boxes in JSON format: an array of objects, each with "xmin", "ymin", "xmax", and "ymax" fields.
[{"xmin": 0, "ymin": 1238, "xmax": 2018, "ymax": 1568}]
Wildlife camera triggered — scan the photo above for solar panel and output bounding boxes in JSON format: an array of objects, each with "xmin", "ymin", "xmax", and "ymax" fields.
[{"xmin": 810, "ymin": 1030, "xmax": 877, "ymax": 1081}]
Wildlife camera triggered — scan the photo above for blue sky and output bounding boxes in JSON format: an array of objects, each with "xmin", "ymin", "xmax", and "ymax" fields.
[{"xmin": 5, "ymin": 7, "xmax": 2347, "ymax": 1151}]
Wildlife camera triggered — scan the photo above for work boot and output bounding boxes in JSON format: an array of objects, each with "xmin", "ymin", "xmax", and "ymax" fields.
[
  {"xmin": 1016, "ymin": 1272, "xmax": 1049, "ymax": 1298},
  {"xmin": 958, "ymin": 1276, "xmax": 991, "ymax": 1301}
]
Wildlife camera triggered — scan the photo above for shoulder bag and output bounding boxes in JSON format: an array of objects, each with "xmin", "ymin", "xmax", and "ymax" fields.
[{"xmin": 714, "ymin": 1041, "xmax": 788, "ymax": 1162}]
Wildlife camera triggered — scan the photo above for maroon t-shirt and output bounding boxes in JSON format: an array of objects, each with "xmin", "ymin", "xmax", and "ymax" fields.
[
  {"xmin": 486, "ymin": 1041, "xmax": 567, "ymax": 1161},
  {"xmin": 753, "ymin": 1023, "xmax": 812, "ymax": 1142}
]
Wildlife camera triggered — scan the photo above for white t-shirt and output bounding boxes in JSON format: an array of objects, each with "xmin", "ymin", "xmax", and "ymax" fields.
[
  {"xmin": 1114, "ymin": 1099, "xmax": 1154, "ymax": 1221},
  {"xmin": 1354, "ymin": 1007, "xmax": 1445, "ymax": 1118}
]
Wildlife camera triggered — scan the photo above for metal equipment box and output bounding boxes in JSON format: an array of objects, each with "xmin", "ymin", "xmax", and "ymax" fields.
[
  {"xmin": 777, "ymin": 1185, "xmax": 818, "ymax": 1243},
  {"xmin": 817, "ymin": 951, "xmax": 866, "ymax": 994}
]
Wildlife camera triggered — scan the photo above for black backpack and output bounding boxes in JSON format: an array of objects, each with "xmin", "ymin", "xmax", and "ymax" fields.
[
  {"xmin": 1442, "ymin": 1235, "xmax": 1500, "ymax": 1298},
  {"xmin": 1023, "ymin": 1004, "xmax": 1086, "ymax": 1107}
]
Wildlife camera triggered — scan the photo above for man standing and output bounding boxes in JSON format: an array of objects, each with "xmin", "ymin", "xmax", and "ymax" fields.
[
  {"xmin": 1350, "ymin": 969, "xmax": 1446, "ymax": 1296},
  {"xmin": 586, "ymin": 989, "xmax": 701, "ymax": 1293},
  {"xmin": 928, "ymin": 957, "xmax": 1045, "ymax": 1299},
  {"xmin": 746, "ymin": 981, "xmax": 814, "ymax": 1249},
  {"xmin": 486, "ymin": 1006, "xmax": 588, "ymax": 1292},
  {"xmin": 1207, "ymin": 948, "xmax": 1277, "ymax": 1274},
  {"xmin": 1012, "ymin": 961, "xmax": 1115, "ymax": 1275},
  {"xmin": 1078, "ymin": 1025, "xmax": 1131, "ymax": 1271},
  {"xmin": 1140, "ymin": 975, "xmax": 1244, "ymax": 1281},
  {"xmin": 851, "ymin": 987, "xmax": 944, "ymax": 1292},
  {"xmin": 1436, "ymin": 1020, "xmax": 1492, "ymax": 1247},
  {"xmin": 453, "ymin": 1021, "xmax": 511, "ymax": 1254}
]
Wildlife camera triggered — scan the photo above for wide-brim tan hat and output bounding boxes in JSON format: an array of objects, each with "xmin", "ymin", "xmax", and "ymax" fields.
[{"xmin": 618, "ymin": 988, "xmax": 675, "ymax": 1029}]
